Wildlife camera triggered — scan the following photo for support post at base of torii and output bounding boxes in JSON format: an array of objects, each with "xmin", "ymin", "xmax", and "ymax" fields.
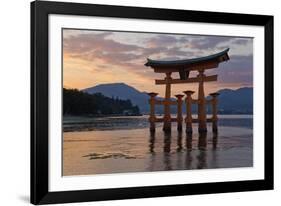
[
  {"xmin": 209, "ymin": 92, "xmax": 219, "ymax": 133},
  {"xmin": 183, "ymin": 90, "xmax": 195, "ymax": 134},
  {"xmin": 148, "ymin": 92, "xmax": 158, "ymax": 132},
  {"xmin": 175, "ymin": 94, "xmax": 184, "ymax": 131}
]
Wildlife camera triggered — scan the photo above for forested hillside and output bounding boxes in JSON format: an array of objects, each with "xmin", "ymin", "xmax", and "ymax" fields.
[{"xmin": 63, "ymin": 88, "xmax": 140, "ymax": 116}]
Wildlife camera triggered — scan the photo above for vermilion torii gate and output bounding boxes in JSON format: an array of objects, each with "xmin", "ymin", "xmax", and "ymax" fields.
[{"xmin": 145, "ymin": 48, "xmax": 230, "ymax": 133}]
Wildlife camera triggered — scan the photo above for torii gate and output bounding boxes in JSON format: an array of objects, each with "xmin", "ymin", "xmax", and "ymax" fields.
[{"xmin": 145, "ymin": 48, "xmax": 230, "ymax": 133}]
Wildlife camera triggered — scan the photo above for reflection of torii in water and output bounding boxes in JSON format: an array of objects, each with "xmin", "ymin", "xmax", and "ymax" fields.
[{"xmin": 145, "ymin": 48, "xmax": 230, "ymax": 133}]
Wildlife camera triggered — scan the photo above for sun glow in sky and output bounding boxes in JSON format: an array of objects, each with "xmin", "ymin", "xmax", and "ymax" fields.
[{"xmin": 63, "ymin": 29, "xmax": 253, "ymax": 97}]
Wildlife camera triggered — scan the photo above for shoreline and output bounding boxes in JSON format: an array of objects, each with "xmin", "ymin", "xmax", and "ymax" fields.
[{"xmin": 63, "ymin": 114, "xmax": 253, "ymax": 132}]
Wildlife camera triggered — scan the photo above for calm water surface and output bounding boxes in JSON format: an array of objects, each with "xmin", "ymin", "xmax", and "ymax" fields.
[{"xmin": 63, "ymin": 115, "xmax": 253, "ymax": 176}]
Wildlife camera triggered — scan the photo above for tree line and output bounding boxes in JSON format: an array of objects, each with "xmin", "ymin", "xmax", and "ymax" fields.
[{"xmin": 63, "ymin": 88, "xmax": 140, "ymax": 116}]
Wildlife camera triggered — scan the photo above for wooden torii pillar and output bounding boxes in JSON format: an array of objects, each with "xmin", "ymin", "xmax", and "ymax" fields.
[
  {"xmin": 163, "ymin": 72, "xmax": 172, "ymax": 132},
  {"xmin": 145, "ymin": 48, "xmax": 230, "ymax": 133},
  {"xmin": 197, "ymin": 69, "xmax": 207, "ymax": 133}
]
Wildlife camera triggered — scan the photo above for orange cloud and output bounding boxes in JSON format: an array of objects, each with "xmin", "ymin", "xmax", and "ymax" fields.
[{"xmin": 63, "ymin": 29, "xmax": 253, "ymax": 97}]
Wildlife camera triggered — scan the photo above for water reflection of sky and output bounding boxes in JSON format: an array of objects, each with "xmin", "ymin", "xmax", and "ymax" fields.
[{"xmin": 63, "ymin": 123, "xmax": 253, "ymax": 176}]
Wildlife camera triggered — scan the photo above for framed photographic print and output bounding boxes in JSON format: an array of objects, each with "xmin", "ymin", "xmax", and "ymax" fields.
[{"xmin": 31, "ymin": 0, "xmax": 274, "ymax": 204}]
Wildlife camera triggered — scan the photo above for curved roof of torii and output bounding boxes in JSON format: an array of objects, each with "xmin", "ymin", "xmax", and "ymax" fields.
[{"xmin": 145, "ymin": 48, "xmax": 230, "ymax": 68}]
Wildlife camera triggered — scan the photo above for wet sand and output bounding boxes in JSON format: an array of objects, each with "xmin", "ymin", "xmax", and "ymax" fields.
[{"xmin": 63, "ymin": 124, "xmax": 253, "ymax": 176}]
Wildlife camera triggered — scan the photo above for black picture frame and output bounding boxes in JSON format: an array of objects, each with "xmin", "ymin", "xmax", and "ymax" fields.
[{"xmin": 31, "ymin": 0, "xmax": 274, "ymax": 204}]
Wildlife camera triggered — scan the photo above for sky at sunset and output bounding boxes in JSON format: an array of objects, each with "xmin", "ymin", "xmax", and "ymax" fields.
[{"xmin": 63, "ymin": 29, "xmax": 253, "ymax": 97}]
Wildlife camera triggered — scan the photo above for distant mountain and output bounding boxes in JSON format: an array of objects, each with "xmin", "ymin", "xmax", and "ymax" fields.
[
  {"xmin": 83, "ymin": 83, "xmax": 150, "ymax": 113},
  {"xmin": 211, "ymin": 87, "xmax": 253, "ymax": 114},
  {"xmin": 83, "ymin": 83, "xmax": 253, "ymax": 114}
]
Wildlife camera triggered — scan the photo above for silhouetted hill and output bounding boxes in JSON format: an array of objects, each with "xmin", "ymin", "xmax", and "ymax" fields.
[
  {"xmin": 83, "ymin": 83, "xmax": 253, "ymax": 114},
  {"xmin": 84, "ymin": 83, "xmax": 151, "ymax": 113},
  {"xmin": 211, "ymin": 87, "xmax": 253, "ymax": 114}
]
